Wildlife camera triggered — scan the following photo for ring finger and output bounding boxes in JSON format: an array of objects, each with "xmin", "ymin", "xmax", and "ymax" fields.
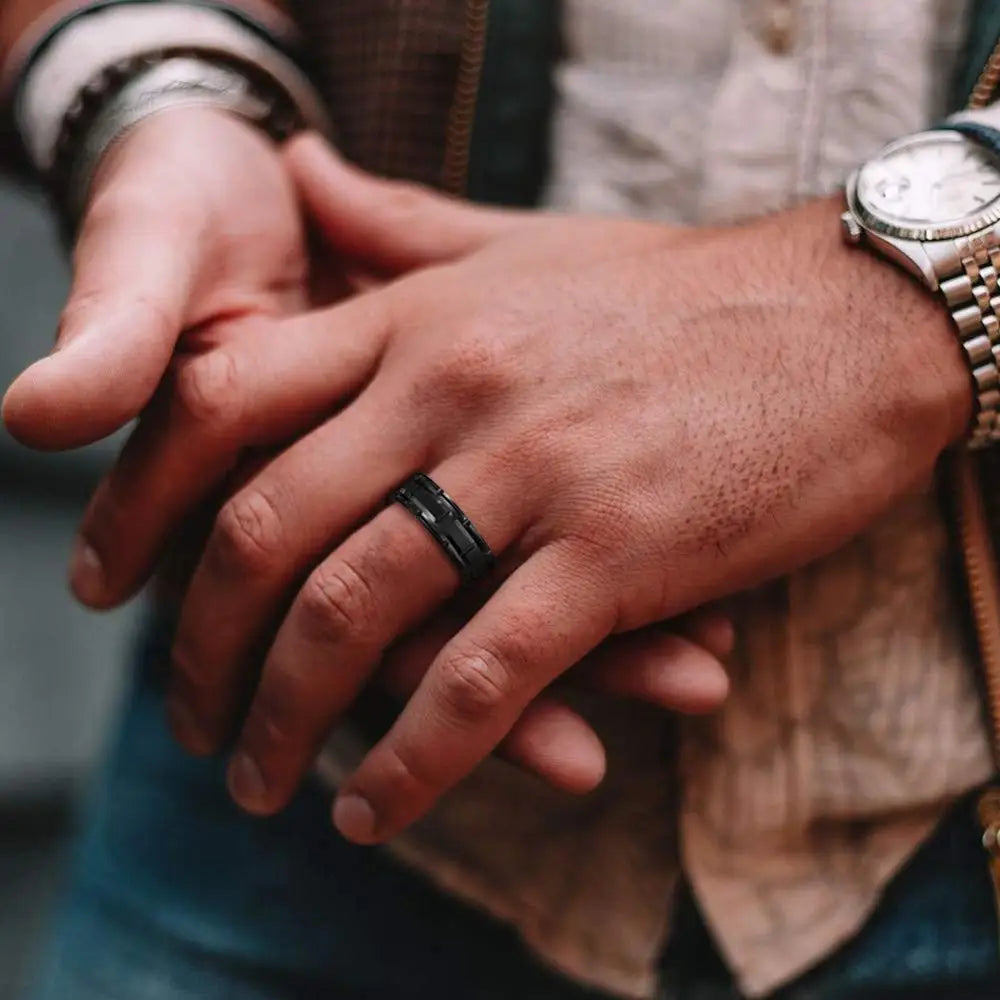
[
  {"xmin": 167, "ymin": 380, "xmax": 421, "ymax": 755},
  {"xmin": 225, "ymin": 457, "xmax": 531, "ymax": 816}
]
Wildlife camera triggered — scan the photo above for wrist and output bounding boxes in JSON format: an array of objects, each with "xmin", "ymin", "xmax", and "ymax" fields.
[
  {"xmin": 87, "ymin": 101, "xmax": 270, "ymax": 198},
  {"xmin": 56, "ymin": 51, "xmax": 305, "ymax": 221},
  {"xmin": 844, "ymin": 225, "xmax": 972, "ymax": 451},
  {"xmin": 9, "ymin": 1, "xmax": 330, "ymax": 188},
  {"xmin": 782, "ymin": 196, "xmax": 972, "ymax": 456}
]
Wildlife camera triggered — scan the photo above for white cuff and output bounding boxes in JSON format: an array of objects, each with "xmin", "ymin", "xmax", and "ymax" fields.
[{"xmin": 15, "ymin": 2, "xmax": 330, "ymax": 173}]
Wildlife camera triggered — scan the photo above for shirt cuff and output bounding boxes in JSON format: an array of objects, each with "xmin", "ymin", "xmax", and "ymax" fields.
[{"xmin": 13, "ymin": 1, "xmax": 329, "ymax": 173}]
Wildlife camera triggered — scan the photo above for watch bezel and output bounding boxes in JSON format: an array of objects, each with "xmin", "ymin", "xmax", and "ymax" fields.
[{"xmin": 847, "ymin": 129, "xmax": 1000, "ymax": 242}]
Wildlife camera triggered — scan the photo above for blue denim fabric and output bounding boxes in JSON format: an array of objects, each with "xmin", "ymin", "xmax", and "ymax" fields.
[{"xmin": 25, "ymin": 620, "xmax": 1000, "ymax": 999}]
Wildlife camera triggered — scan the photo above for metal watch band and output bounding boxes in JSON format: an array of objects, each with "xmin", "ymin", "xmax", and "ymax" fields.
[
  {"xmin": 932, "ymin": 121, "xmax": 1000, "ymax": 449},
  {"xmin": 935, "ymin": 233, "xmax": 1000, "ymax": 450}
]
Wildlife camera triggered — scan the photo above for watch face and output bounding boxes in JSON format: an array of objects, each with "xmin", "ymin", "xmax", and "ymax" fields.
[{"xmin": 854, "ymin": 131, "xmax": 1000, "ymax": 240}]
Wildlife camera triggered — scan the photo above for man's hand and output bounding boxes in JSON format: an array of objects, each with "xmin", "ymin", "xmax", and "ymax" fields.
[
  {"xmin": 62, "ymin": 133, "xmax": 971, "ymax": 842},
  {"xmin": 1, "ymin": 106, "xmax": 307, "ymax": 451},
  {"xmin": 1, "ymin": 117, "xmax": 733, "ymax": 797},
  {"xmin": 55, "ymin": 133, "xmax": 973, "ymax": 842}
]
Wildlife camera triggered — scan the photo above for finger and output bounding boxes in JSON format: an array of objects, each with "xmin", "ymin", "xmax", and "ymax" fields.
[
  {"xmin": 151, "ymin": 450, "xmax": 282, "ymax": 610},
  {"xmin": 679, "ymin": 609, "xmax": 736, "ymax": 660},
  {"xmin": 577, "ymin": 631, "xmax": 730, "ymax": 714},
  {"xmin": 332, "ymin": 546, "xmax": 613, "ymax": 844},
  {"xmin": 498, "ymin": 699, "xmax": 606, "ymax": 794},
  {"xmin": 2, "ymin": 184, "xmax": 202, "ymax": 450},
  {"xmin": 382, "ymin": 612, "xmax": 730, "ymax": 714},
  {"xmin": 224, "ymin": 459, "xmax": 529, "ymax": 816},
  {"xmin": 70, "ymin": 295, "xmax": 390, "ymax": 609},
  {"xmin": 379, "ymin": 623, "xmax": 607, "ymax": 794},
  {"xmin": 383, "ymin": 601, "xmax": 732, "ymax": 713},
  {"xmin": 166, "ymin": 375, "xmax": 421, "ymax": 757},
  {"xmin": 284, "ymin": 133, "xmax": 524, "ymax": 274}
]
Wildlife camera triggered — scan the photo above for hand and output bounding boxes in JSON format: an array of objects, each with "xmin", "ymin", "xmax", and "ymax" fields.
[
  {"xmin": 1, "ymin": 106, "xmax": 307, "ymax": 451},
  {"xmin": 1, "ymin": 118, "xmax": 732, "ymax": 795},
  {"xmin": 53, "ymin": 133, "xmax": 971, "ymax": 844}
]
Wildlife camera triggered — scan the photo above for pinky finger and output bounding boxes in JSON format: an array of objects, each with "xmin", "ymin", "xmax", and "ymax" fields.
[
  {"xmin": 499, "ymin": 699, "xmax": 606, "ymax": 794},
  {"xmin": 678, "ymin": 608, "xmax": 735, "ymax": 661},
  {"xmin": 333, "ymin": 546, "xmax": 612, "ymax": 844},
  {"xmin": 576, "ymin": 631, "xmax": 730, "ymax": 715},
  {"xmin": 379, "ymin": 626, "xmax": 606, "ymax": 794}
]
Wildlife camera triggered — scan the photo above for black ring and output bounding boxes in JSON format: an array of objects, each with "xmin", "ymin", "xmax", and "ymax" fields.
[{"xmin": 390, "ymin": 474, "xmax": 496, "ymax": 584}]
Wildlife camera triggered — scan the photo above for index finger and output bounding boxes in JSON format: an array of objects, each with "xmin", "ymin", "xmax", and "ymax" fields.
[{"xmin": 331, "ymin": 546, "xmax": 614, "ymax": 844}]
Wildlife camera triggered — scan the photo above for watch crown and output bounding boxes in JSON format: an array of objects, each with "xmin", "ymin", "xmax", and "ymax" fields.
[{"xmin": 841, "ymin": 211, "xmax": 863, "ymax": 246}]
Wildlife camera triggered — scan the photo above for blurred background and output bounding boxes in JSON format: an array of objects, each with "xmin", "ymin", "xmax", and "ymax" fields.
[{"xmin": 0, "ymin": 177, "xmax": 139, "ymax": 998}]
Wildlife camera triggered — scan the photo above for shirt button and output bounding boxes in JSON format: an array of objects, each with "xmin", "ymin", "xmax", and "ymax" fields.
[{"xmin": 762, "ymin": 0, "xmax": 796, "ymax": 54}]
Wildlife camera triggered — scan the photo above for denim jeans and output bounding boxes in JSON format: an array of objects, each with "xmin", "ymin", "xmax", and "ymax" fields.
[{"xmin": 26, "ymin": 620, "xmax": 1000, "ymax": 999}]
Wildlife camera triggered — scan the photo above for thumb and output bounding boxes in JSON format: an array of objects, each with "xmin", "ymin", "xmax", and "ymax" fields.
[
  {"xmin": 2, "ymin": 188, "xmax": 200, "ymax": 451},
  {"xmin": 284, "ymin": 132, "xmax": 526, "ymax": 275}
]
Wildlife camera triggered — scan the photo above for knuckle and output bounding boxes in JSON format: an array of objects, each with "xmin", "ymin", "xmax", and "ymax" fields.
[
  {"xmin": 168, "ymin": 644, "xmax": 216, "ymax": 704},
  {"xmin": 435, "ymin": 332, "xmax": 509, "ymax": 396},
  {"xmin": 210, "ymin": 489, "xmax": 285, "ymax": 576},
  {"xmin": 436, "ymin": 645, "xmax": 514, "ymax": 723},
  {"xmin": 297, "ymin": 560, "xmax": 378, "ymax": 645},
  {"xmin": 171, "ymin": 350, "xmax": 243, "ymax": 427},
  {"xmin": 407, "ymin": 326, "xmax": 519, "ymax": 425},
  {"xmin": 563, "ymin": 523, "xmax": 622, "ymax": 565},
  {"xmin": 59, "ymin": 286, "xmax": 175, "ymax": 349}
]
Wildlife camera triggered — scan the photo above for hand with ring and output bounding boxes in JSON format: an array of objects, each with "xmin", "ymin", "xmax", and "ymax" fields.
[
  {"xmin": 10, "ymin": 132, "xmax": 966, "ymax": 844},
  {"xmin": 2, "ymin": 120, "xmax": 734, "ymax": 808}
]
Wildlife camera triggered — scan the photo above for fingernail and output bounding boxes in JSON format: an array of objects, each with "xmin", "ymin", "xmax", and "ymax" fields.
[
  {"xmin": 166, "ymin": 696, "xmax": 212, "ymax": 756},
  {"xmin": 227, "ymin": 752, "xmax": 268, "ymax": 809},
  {"xmin": 69, "ymin": 538, "xmax": 105, "ymax": 606},
  {"xmin": 333, "ymin": 793, "xmax": 378, "ymax": 843}
]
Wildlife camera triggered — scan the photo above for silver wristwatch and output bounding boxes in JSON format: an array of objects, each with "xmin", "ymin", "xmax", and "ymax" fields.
[{"xmin": 842, "ymin": 127, "xmax": 1000, "ymax": 450}]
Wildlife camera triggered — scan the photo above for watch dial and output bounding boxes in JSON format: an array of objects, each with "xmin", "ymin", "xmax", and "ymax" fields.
[{"xmin": 857, "ymin": 136, "xmax": 1000, "ymax": 226}]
